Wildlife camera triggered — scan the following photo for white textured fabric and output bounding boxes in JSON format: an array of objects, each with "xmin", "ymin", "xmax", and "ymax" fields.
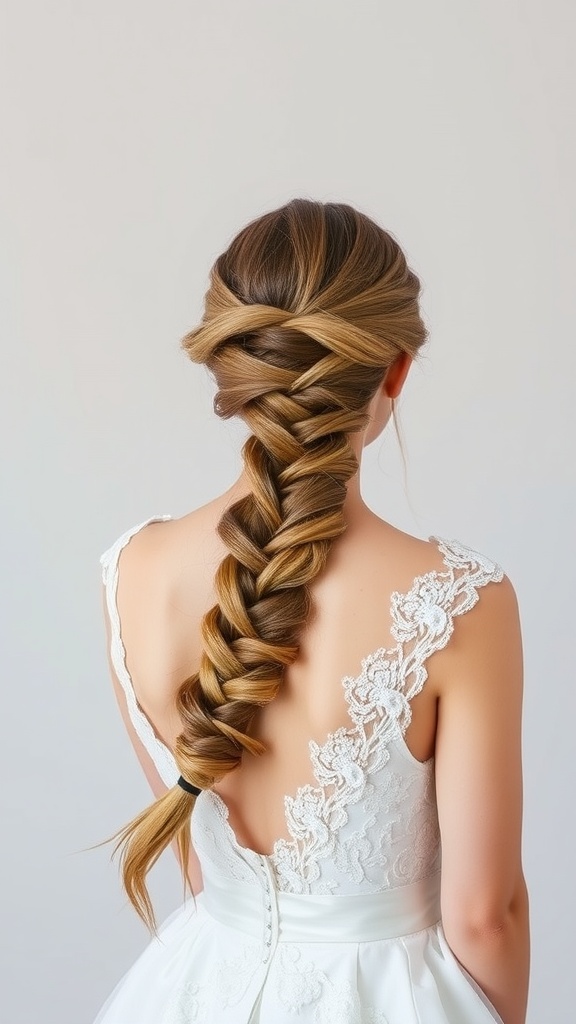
[{"xmin": 96, "ymin": 515, "xmax": 506, "ymax": 1024}]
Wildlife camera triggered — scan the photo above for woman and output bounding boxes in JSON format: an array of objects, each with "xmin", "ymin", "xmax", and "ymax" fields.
[{"xmin": 95, "ymin": 198, "xmax": 530, "ymax": 1024}]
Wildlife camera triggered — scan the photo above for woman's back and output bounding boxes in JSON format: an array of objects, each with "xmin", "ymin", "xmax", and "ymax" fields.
[
  {"xmin": 112, "ymin": 490, "xmax": 499, "ymax": 860},
  {"xmin": 97, "ymin": 498, "xmax": 517, "ymax": 1023},
  {"xmin": 95, "ymin": 198, "xmax": 528, "ymax": 1024}
]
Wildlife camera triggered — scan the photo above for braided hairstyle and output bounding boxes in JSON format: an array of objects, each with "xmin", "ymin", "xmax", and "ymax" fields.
[{"xmin": 112, "ymin": 198, "xmax": 429, "ymax": 929}]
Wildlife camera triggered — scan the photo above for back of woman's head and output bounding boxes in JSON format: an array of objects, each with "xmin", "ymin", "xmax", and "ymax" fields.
[{"xmin": 112, "ymin": 197, "xmax": 429, "ymax": 928}]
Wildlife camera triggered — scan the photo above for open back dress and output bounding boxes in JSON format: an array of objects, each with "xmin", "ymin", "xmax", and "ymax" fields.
[{"xmin": 94, "ymin": 514, "xmax": 506, "ymax": 1024}]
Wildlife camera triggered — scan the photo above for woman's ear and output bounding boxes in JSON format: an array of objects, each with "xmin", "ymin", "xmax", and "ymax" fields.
[{"xmin": 383, "ymin": 352, "xmax": 413, "ymax": 399}]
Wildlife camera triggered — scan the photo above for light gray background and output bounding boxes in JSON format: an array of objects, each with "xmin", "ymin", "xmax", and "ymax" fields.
[{"xmin": 1, "ymin": 2, "xmax": 574, "ymax": 1022}]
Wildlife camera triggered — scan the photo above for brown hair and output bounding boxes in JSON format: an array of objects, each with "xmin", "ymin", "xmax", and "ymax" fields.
[{"xmin": 110, "ymin": 198, "xmax": 429, "ymax": 929}]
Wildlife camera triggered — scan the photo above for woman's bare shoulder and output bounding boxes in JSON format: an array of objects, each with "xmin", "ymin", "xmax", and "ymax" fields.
[{"xmin": 107, "ymin": 509, "xmax": 224, "ymax": 742}]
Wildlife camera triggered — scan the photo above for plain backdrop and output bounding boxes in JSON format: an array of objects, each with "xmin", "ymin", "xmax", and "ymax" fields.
[{"xmin": 1, "ymin": 1, "xmax": 574, "ymax": 1022}]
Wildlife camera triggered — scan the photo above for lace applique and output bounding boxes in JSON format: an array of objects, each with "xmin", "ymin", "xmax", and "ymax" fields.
[
  {"xmin": 162, "ymin": 940, "xmax": 261, "ymax": 1024},
  {"xmin": 323, "ymin": 765, "xmax": 439, "ymax": 891},
  {"xmin": 162, "ymin": 979, "xmax": 205, "ymax": 1024},
  {"xmin": 210, "ymin": 944, "xmax": 262, "ymax": 1007},
  {"xmin": 274, "ymin": 946, "xmax": 324, "ymax": 1013},
  {"xmin": 272, "ymin": 950, "xmax": 390, "ymax": 1024},
  {"xmin": 165, "ymin": 942, "xmax": 391, "ymax": 1024},
  {"xmin": 390, "ymin": 767, "xmax": 441, "ymax": 883},
  {"xmin": 270, "ymin": 537, "xmax": 503, "ymax": 894},
  {"xmin": 311, "ymin": 980, "xmax": 365, "ymax": 1024},
  {"xmin": 100, "ymin": 515, "xmax": 179, "ymax": 789},
  {"xmin": 311, "ymin": 981, "xmax": 369, "ymax": 1024}
]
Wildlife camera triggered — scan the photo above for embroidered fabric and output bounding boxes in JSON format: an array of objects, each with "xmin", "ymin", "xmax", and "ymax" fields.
[{"xmin": 265, "ymin": 535, "xmax": 504, "ymax": 895}]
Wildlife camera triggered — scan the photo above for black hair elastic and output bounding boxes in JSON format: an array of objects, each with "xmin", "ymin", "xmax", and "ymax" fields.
[{"xmin": 177, "ymin": 775, "xmax": 202, "ymax": 797}]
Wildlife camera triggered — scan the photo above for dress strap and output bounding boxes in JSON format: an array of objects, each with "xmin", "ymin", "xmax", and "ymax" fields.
[
  {"xmin": 100, "ymin": 515, "xmax": 180, "ymax": 789},
  {"xmin": 389, "ymin": 535, "xmax": 506, "ymax": 705},
  {"xmin": 341, "ymin": 536, "xmax": 505, "ymax": 734}
]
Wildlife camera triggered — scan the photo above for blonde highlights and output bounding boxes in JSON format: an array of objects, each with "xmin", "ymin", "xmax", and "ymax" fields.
[{"xmin": 110, "ymin": 199, "xmax": 429, "ymax": 929}]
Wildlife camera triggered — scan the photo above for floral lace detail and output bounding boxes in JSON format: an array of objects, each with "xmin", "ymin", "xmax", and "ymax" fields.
[
  {"xmin": 164, "ymin": 943, "xmax": 392, "ymax": 1024},
  {"xmin": 391, "ymin": 766, "xmax": 441, "ymax": 883},
  {"xmin": 211, "ymin": 944, "xmax": 262, "ymax": 1006},
  {"xmin": 269, "ymin": 537, "xmax": 503, "ymax": 894},
  {"xmin": 162, "ymin": 979, "xmax": 205, "ymax": 1024},
  {"xmin": 274, "ymin": 946, "xmax": 324, "ymax": 1012},
  {"xmin": 272, "ymin": 949, "xmax": 390, "ymax": 1024},
  {"xmin": 162, "ymin": 941, "xmax": 262, "ymax": 1024}
]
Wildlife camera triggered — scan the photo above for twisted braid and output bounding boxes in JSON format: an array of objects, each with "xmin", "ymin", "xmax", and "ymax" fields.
[
  {"xmin": 175, "ymin": 311, "xmax": 374, "ymax": 787},
  {"xmin": 110, "ymin": 198, "xmax": 429, "ymax": 929}
]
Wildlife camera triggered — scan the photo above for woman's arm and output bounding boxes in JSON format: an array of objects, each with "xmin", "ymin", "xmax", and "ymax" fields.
[{"xmin": 433, "ymin": 573, "xmax": 530, "ymax": 1024}]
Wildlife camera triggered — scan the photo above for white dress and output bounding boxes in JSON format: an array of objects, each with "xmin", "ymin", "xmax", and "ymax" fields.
[{"xmin": 95, "ymin": 515, "xmax": 506, "ymax": 1024}]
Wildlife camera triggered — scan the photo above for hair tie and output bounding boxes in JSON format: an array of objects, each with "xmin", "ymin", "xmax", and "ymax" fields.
[{"xmin": 177, "ymin": 775, "xmax": 202, "ymax": 797}]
